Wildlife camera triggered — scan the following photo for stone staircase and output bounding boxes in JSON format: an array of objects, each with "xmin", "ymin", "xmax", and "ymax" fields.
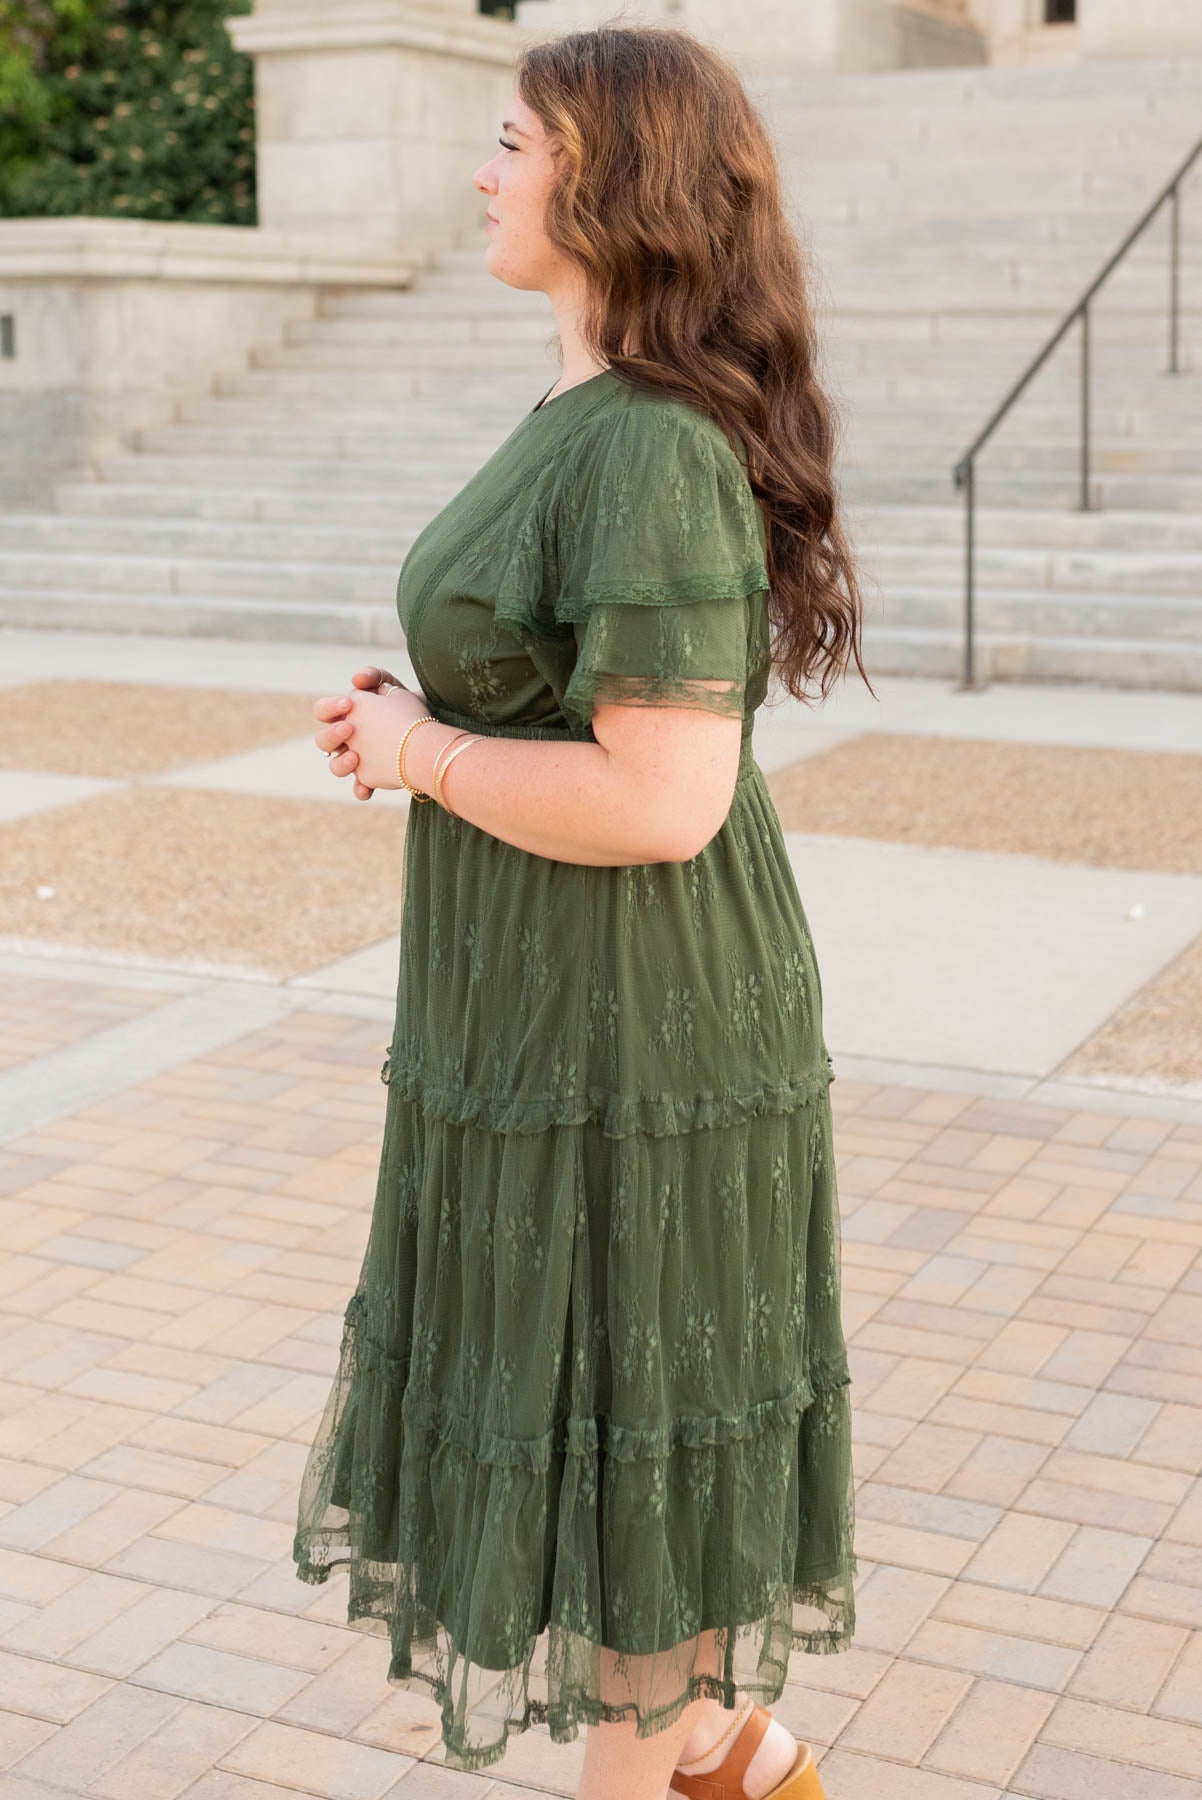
[
  {"xmin": 767, "ymin": 54, "xmax": 1202, "ymax": 687},
  {"xmin": 2, "ymin": 52, "xmax": 1201, "ymax": 688}
]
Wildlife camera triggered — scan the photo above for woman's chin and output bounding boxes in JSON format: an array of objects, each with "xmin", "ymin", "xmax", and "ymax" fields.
[{"xmin": 482, "ymin": 254, "xmax": 538, "ymax": 295}]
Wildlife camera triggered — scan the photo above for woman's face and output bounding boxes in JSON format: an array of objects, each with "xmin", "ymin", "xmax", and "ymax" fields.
[{"xmin": 472, "ymin": 91, "xmax": 568, "ymax": 293}]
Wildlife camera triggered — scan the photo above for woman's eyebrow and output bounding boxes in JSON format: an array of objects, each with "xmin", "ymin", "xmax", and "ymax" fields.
[{"xmin": 501, "ymin": 121, "xmax": 530, "ymax": 138}]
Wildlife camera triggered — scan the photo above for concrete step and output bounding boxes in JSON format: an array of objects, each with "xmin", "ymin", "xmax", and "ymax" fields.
[
  {"xmin": 852, "ymin": 503, "xmax": 1202, "ymax": 552},
  {"xmin": 0, "ymin": 513, "xmax": 417, "ymax": 561},
  {"xmin": 177, "ymin": 394, "xmax": 535, "ymax": 429},
  {"xmin": 0, "ymin": 548, "xmax": 399, "ymax": 603},
  {"xmin": 778, "ymin": 169, "xmax": 1186, "ymax": 203},
  {"xmin": 250, "ymin": 341, "xmax": 570, "ymax": 374},
  {"xmin": 771, "ymin": 115, "xmax": 1202, "ymax": 156},
  {"xmin": 0, "ymin": 584, "xmax": 400, "ymax": 647},
  {"xmin": 867, "ymin": 545, "xmax": 1202, "ymax": 598},
  {"xmin": 283, "ymin": 313, "xmax": 557, "ymax": 347},
  {"xmin": 876, "ymin": 583, "xmax": 1202, "ymax": 641},
  {"xmin": 50, "ymin": 480, "xmax": 455, "ymax": 524},
  {"xmin": 841, "ymin": 468, "xmax": 1202, "ymax": 511},
  {"xmin": 94, "ymin": 452, "xmax": 468, "ymax": 491},
  {"xmin": 829, "ymin": 379, "xmax": 1198, "ymax": 411},
  {"xmin": 212, "ymin": 367, "xmax": 556, "ymax": 404},
  {"xmin": 816, "ymin": 241, "xmax": 1202, "ymax": 274},
  {"xmin": 861, "ymin": 442, "xmax": 1202, "ymax": 475},
  {"xmin": 822, "ymin": 337, "xmax": 1195, "ymax": 366},
  {"xmin": 861, "ymin": 624, "xmax": 1202, "ymax": 691},
  {"xmin": 318, "ymin": 288, "xmax": 550, "ymax": 318},
  {"xmin": 131, "ymin": 422, "xmax": 519, "ymax": 459}
]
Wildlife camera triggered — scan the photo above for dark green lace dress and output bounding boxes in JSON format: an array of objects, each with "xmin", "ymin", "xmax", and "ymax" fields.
[{"xmin": 292, "ymin": 366, "xmax": 856, "ymax": 1772}]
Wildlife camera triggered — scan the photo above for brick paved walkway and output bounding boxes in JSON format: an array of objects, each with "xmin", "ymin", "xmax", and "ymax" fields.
[{"xmin": 0, "ymin": 994, "xmax": 1199, "ymax": 1799}]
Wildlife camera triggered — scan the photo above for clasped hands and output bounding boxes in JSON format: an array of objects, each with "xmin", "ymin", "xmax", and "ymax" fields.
[{"xmin": 313, "ymin": 665, "xmax": 433, "ymax": 801}]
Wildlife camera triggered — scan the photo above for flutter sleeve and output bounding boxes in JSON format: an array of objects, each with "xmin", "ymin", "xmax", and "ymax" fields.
[{"xmin": 552, "ymin": 399, "xmax": 771, "ymax": 733}]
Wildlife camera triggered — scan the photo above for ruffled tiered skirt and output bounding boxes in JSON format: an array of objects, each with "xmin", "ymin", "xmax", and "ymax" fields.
[{"xmin": 292, "ymin": 721, "xmax": 856, "ymax": 1773}]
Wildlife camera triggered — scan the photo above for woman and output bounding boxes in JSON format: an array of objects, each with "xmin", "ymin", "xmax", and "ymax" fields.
[{"xmin": 297, "ymin": 24, "xmax": 869, "ymax": 1800}]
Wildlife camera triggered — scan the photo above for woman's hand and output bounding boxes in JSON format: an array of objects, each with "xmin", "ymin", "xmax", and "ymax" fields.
[{"xmin": 313, "ymin": 666, "xmax": 432, "ymax": 801}]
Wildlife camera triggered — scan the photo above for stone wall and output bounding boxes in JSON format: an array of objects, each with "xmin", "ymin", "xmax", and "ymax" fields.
[{"xmin": 0, "ymin": 219, "xmax": 413, "ymax": 505}]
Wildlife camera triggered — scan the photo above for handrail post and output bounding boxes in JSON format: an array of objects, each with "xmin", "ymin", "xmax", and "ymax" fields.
[
  {"xmin": 1080, "ymin": 302, "xmax": 1091, "ymax": 511},
  {"xmin": 961, "ymin": 456, "xmax": 976, "ymax": 689},
  {"xmin": 1169, "ymin": 182, "xmax": 1182, "ymax": 374}
]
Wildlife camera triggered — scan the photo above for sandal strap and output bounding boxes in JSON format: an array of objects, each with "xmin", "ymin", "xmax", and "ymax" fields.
[{"xmin": 671, "ymin": 1705, "xmax": 772, "ymax": 1800}]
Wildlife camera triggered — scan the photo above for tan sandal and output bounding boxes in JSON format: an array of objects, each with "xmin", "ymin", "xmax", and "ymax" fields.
[{"xmin": 670, "ymin": 1702, "xmax": 826, "ymax": 1800}]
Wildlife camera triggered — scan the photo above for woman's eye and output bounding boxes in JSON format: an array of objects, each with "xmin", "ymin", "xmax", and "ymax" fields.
[{"xmin": 498, "ymin": 137, "xmax": 517, "ymax": 151}]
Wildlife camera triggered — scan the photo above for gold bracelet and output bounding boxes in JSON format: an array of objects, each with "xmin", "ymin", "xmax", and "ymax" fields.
[
  {"xmin": 431, "ymin": 729, "xmax": 474, "ymax": 798},
  {"xmin": 396, "ymin": 714, "xmax": 437, "ymax": 801},
  {"xmin": 434, "ymin": 733, "xmax": 483, "ymax": 816}
]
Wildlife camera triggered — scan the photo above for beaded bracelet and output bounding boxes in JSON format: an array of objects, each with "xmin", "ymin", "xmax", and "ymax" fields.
[{"xmin": 395, "ymin": 714, "xmax": 437, "ymax": 801}]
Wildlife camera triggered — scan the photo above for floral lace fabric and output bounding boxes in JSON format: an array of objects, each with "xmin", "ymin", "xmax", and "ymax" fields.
[{"xmin": 292, "ymin": 369, "xmax": 857, "ymax": 1772}]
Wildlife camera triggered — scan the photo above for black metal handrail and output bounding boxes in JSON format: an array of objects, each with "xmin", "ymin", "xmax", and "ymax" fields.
[{"xmin": 952, "ymin": 132, "xmax": 1202, "ymax": 689}]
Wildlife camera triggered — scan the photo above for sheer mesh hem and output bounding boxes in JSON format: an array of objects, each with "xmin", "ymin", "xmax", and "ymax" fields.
[
  {"xmin": 297, "ymin": 1586, "xmax": 854, "ymax": 1773},
  {"xmin": 292, "ymin": 1293, "xmax": 856, "ymax": 1773},
  {"xmin": 570, "ymin": 671, "xmax": 745, "ymax": 721}
]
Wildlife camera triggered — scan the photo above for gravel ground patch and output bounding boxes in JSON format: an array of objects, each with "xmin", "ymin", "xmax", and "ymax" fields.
[
  {"xmin": 0, "ymin": 786, "xmax": 406, "ymax": 980},
  {"xmin": 765, "ymin": 732, "xmax": 1202, "ymax": 876},
  {"xmin": 1056, "ymin": 931, "xmax": 1202, "ymax": 1092},
  {"xmin": 5, "ymin": 680, "xmax": 319, "ymax": 778}
]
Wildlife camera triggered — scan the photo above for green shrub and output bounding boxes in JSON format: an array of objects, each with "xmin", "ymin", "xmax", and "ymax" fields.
[{"xmin": 0, "ymin": 0, "xmax": 256, "ymax": 223}]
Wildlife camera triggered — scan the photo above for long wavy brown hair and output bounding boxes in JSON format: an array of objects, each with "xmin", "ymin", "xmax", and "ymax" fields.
[{"xmin": 514, "ymin": 22, "xmax": 875, "ymax": 707}]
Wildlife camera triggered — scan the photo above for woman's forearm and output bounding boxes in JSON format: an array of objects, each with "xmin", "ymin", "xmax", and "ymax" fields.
[{"xmin": 402, "ymin": 719, "xmax": 682, "ymax": 867}]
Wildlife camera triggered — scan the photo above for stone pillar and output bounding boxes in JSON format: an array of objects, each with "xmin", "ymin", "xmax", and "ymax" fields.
[
  {"xmin": 1077, "ymin": 0, "xmax": 1202, "ymax": 58},
  {"xmin": 226, "ymin": 1, "xmax": 531, "ymax": 256}
]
